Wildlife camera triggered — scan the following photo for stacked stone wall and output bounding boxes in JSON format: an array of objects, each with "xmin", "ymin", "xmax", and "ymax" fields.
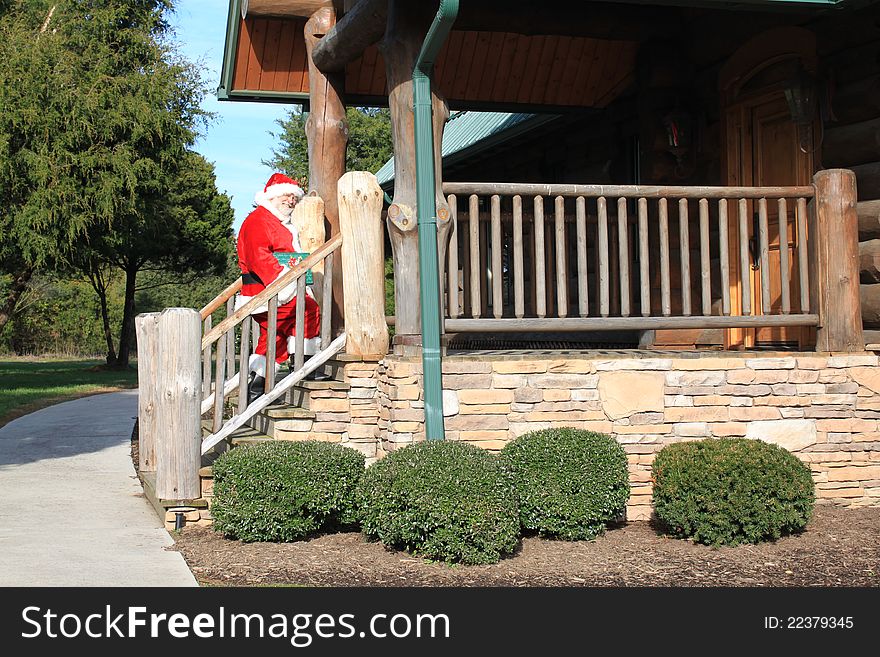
[{"xmin": 377, "ymin": 352, "xmax": 880, "ymax": 520}]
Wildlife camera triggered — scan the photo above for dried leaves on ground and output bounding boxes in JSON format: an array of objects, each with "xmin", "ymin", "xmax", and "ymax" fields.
[{"xmin": 172, "ymin": 504, "xmax": 879, "ymax": 587}]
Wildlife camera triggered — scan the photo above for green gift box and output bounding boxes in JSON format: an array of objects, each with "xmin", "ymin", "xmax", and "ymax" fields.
[{"xmin": 273, "ymin": 252, "xmax": 313, "ymax": 285}]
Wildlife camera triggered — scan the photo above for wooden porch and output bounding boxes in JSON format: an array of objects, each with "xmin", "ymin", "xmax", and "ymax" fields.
[{"xmin": 133, "ymin": 167, "xmax": 873, "ymax": 519}]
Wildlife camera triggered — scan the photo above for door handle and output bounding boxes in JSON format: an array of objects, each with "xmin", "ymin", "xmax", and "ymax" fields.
[{"xmin": 749, "ymin": 212, "xmax": 760, "ymax": 270}]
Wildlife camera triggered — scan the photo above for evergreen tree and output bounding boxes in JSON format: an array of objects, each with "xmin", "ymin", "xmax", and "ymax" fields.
[{"xmin": 0, "ymin": 0, "xmax": 234, "ymax": 366}]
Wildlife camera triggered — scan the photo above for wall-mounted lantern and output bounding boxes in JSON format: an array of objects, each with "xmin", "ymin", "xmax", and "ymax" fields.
[{"xmin": 784, "ymin": 65, "xmax": 822, "ymax": 154}]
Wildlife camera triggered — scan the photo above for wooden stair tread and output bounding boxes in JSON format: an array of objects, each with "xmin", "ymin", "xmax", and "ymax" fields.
[
  {"xmin": 263, "ymin": 406, "xmax": 315, "ymax": 419},
  {"xmin": 294, "ymin": 379, "xmax": 350, "ymax": 391},
  {"xmin": 331, "ymin": 353, "xmax": 383, "ymax": 362}
]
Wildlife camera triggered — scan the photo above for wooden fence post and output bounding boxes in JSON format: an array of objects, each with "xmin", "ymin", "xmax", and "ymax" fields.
[
  {"xmin": 134, "ymin": 312, "xmax": 159, "ymax": 473},
  {"xmin": 338, "ymin": 171, "xmax": 390, "ymax": 356},
  {"xmin": 292, "ymin": 193, "xmax": 327, "ymax": 312},
  {"xmin": 154, "ymin": 307, "xmax": 202, "ymax": 501},
  {"xmin": 811, "ymin": 169, "xmax": 864, "ymax": 351}
]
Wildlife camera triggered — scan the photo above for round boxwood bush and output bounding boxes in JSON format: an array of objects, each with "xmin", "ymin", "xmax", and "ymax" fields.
[
  {"xmin": 211, "ymin": 440, "xmax": 365, "ymax": 542},
  {"xmin": 357, "ymin": 441, "xmax": 520, "ymax": 565},
  {"xmin": 501, "ymin": 427, "xmax": 630, "ymax": 540},
  {"xmin": 651, "ymin": 438, "xmax": 815, "ymax": 546}
]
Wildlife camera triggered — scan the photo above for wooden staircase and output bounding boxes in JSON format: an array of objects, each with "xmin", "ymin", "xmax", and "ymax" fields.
[{"xmin": 194, "ymin": 356, "xmax": 354, "ymax": 524}]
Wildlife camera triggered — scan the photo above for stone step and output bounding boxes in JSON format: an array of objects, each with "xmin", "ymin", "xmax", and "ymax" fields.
[
  {"xmin": 247, "ymin": 405, "xmax": 316, "ymax": 437},
  {"xmin": 286, "ymin": 379, "xmax": 351, "ymax": 410}
]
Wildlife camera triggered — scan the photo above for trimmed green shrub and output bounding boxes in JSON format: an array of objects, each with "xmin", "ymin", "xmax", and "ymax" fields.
[
  {"xmin": 651, "ymin": 438, "xmax": 815, "ymax": 547},
  {"xmin": 357, "ymin": 441, "xmax": 520, "ymax": 565},
  {"xmin": 501, "ymin": 427, "xmax": 630, "ymax": 540},
  {"xmin": 211, "ymin": 440, "xmax": 365, "ymax": 542}
]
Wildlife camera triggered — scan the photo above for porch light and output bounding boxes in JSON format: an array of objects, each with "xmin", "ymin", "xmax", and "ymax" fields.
[
  {"xmin": 784, "ymin": 66, "xmax": 818, "ymax": 126},
  {"xmin": 784, "ymin": 65, "xmax": 822, "ymax": 154}
]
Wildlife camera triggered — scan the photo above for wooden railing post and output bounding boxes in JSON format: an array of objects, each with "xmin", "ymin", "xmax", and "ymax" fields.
[
  {"xmin": 338, "ymin": 171, "xmax": 389, "ymax": 356},
  {"xmin": 292, "ymin": 193, "xmax": 327, "ymax": 313},
  {"xmin": 810, "ymin": 169, "xmax": 864, "ymax": 351},
  {"xmin": 155, "ymin": 307, "xmax": 202, "ymax": 501},
  {"xmin": 134, "ymin": 312, "xmax": 160, "ymax": 473}
]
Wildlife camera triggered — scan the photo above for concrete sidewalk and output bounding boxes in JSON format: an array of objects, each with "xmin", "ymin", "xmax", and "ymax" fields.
[{"xmin": 0, "ymin": 391, "xmax": 197, "ymax": 586}]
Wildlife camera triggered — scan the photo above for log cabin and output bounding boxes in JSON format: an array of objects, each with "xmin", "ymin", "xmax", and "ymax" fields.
[{"xmin": 137, "ymin": 0, "xmax": 880, "ymax": 527}]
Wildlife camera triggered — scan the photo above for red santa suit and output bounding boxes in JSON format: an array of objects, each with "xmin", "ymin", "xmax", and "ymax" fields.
[{"xmin": 236, "ymin": 173, "xmax": 321, "ymax": 377}]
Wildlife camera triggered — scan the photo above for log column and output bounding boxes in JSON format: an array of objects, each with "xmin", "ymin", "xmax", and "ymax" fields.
[
  {"xmin": 304, "ymin": 7, "xmax": 348, "ymax": 334},
  {"xmin": 381, "ymin": 0, "xmax": 453, "ymax": 340},
  {"xmin": 810, "ymin": 169, "xmax": 864, "ymax": 351},
  {"xmin": 338, "ymin": 172, "xmax": 389, "ymax": 356}
]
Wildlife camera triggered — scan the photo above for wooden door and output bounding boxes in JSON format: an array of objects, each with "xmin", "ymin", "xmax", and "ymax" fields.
[{"xmin": 725, "ymin": 90, "xmax": 814, "ymax": 348}]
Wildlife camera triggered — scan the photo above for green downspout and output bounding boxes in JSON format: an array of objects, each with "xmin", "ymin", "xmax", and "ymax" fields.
[{"xmin": 413, "ymin": 0, "xmax": 458, "ymax": 440}]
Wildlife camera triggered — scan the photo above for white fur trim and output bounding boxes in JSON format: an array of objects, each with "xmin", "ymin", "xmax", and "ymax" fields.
[
  {"xmin": 248, "ymin": 354, "xmax": 282, "ymax": 377},
  {"xmin": 248, "ymin": 354, "xmax": 267, "ymax": 377},
  {"xmin": 254, "ymin": 183, "xmax": 303, "ymax": 206},
  {"xmin": 288, "ymin": 336, "xmax": 320, "ymax": 357},
  {"xmin": 235, "ymin": 293, "xmax": 268, "ymax": 315}
]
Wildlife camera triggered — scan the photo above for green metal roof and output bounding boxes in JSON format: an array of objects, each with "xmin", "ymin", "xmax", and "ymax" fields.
[{"xmin": 376, "ymin": 111, "xmax": 559, "ymax": 187}]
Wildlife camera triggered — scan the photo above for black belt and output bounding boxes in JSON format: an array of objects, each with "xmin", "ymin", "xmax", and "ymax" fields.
[{"xmin": 241, "ymin": 272, "xmax": 263, "ymax": 286}]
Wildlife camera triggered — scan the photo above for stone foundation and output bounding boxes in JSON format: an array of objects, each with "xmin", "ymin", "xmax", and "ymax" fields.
[
  {"xmin": 257, "ymin": 351, "xmax": 880, "ymax": 521},
  {"xmin": 375, "ymin": 351, "xmax": 880, "ymax": 520}
]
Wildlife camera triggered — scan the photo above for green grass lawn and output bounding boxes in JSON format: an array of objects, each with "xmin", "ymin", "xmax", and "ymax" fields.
[{"xmin": 0, "ymin": 358, "xmax": 138, "ymax": 428}]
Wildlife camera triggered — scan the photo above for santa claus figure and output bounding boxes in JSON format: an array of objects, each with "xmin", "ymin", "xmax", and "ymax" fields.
[{"xmin": 236, "ymin": 172, "xmax": 330, "ymax": 402}]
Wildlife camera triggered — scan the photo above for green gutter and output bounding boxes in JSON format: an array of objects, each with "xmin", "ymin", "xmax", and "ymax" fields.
[{"xmin": 414, "ymin": 0, "xmax": 459, "ymax": 441}]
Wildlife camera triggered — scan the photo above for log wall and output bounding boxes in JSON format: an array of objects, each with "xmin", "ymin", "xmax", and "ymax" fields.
[{"xmin": 818, "ymin": 14, "xmax": 880, "ymax": 334}]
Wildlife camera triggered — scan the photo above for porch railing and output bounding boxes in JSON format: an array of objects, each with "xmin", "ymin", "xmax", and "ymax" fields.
[
  {"xmin": 198, "ymin": 234, "xmax": 344, "ymax": 455},
  {"xmin": 136, "ymin": 171, "xmax": 388, "ymax": 502},
  {"xmin": 441, "ymin": 181, "xmax": 821, "ymax": 335}
]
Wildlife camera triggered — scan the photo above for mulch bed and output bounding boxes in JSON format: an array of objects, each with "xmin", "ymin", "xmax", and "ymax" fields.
[{"xmin": 171, "ymin": 504, "xmax": 880, "ymax": 587}]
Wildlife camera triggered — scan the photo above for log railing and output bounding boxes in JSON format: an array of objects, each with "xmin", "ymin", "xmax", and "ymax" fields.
[
  {"xmin": 136, "ymin": 171, "xmax": 390, "ymax": 501},
  {"xmin": 441, "ymin": 181, "xmax": 824, "ymax": 336},
  {"xmin": 198, "ymin": 234, "xmax": 344, "ymax": 456}
]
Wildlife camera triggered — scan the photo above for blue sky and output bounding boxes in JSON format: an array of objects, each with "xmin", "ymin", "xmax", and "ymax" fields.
[{"xmin": 168, "ymin": 1, "xmax": 296, "ymax": 233}]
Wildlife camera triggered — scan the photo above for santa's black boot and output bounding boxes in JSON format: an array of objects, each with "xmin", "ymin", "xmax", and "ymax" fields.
[
  {"xmin": 303, "ymin": 356, "xmax": 331, "ymax": 381},
  {"xmin": 247, "ymin": 374, "xmax": 266, "ymax": 404}
]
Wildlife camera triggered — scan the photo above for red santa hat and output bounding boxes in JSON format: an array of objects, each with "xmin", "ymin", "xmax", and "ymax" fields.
[{"xmin": 255, "ymin": 172, "xmax": 304, "ymax": 205}]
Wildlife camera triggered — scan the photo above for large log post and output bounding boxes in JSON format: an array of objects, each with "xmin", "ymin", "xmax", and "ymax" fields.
[
  {"xmin": 292, "ymin": 193, "xmax": 327, "ymax": 312},
  {"xmin": 381, "ymin": 0, "xmax": 453, "ymax": 338},
  {"xmin": 338, "ymin": 172, "xmax": 389, "ymax": 356},
  {"xmin": 134, "ymin": 312, "xmax": 160, "ymax": 473},
  {"xmin": 810, "ymin": 169, "xmax": 864, "ymax": 351},
  {"xmin": 304, "ymin": 7, "xmax": 348, "ymax": 334},
  {"xmin": 245, "ymin": 1, "xmax": 333, "ymax": 18},
  {"xmin": 154, "ymin": 308, "xmax": 202, "ymax": 501},
  {"xmin": 311, "ymin": 0, "xmax": 388, "ymax": 73}
]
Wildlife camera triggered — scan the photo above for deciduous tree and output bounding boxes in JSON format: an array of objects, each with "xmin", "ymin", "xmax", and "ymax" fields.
[{"xmin": 266, "ymin": 107, "xmax": 393, "ymax": 187}]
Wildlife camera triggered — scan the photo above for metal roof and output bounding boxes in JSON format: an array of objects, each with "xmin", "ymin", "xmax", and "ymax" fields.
[{"xmin": 376, "ymin": 111, "xmax": 558, "ymax": 187}]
